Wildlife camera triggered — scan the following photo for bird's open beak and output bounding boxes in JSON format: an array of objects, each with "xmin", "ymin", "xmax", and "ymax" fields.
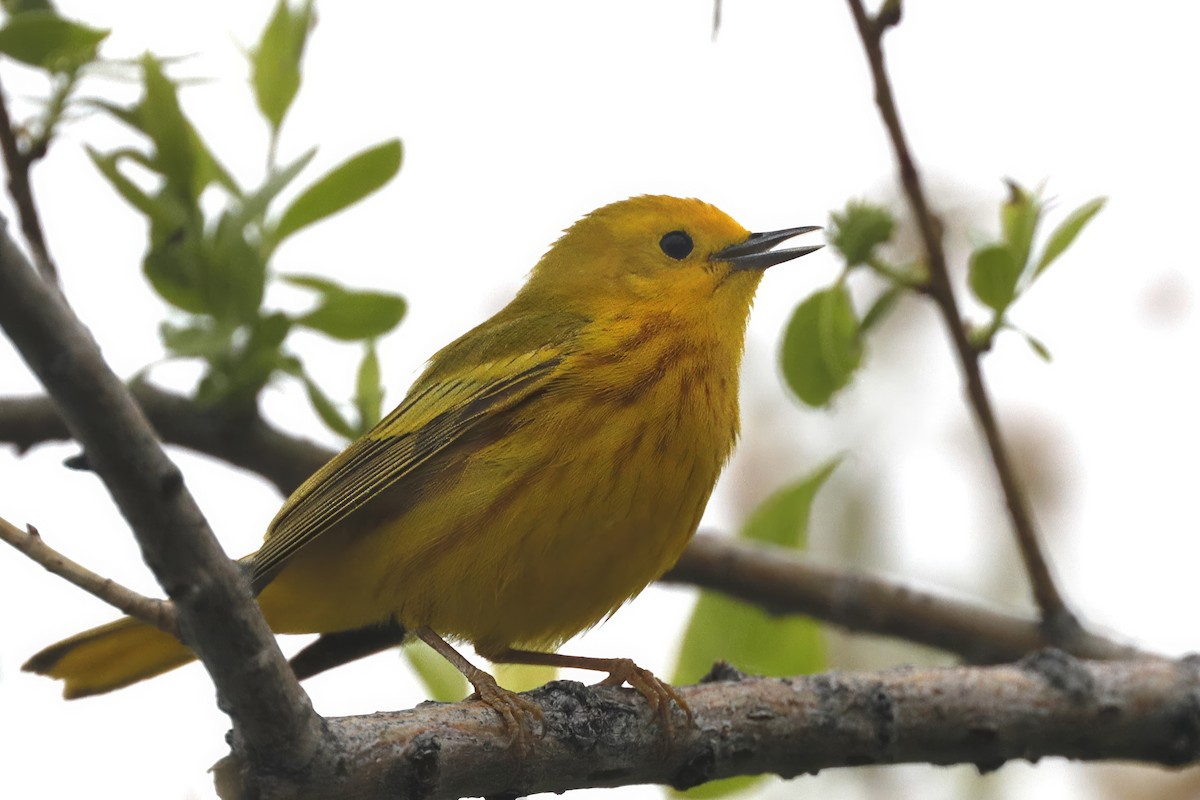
[{"xmin": 710, "ymin": 226, "xmax": 823, "ymax": 271}]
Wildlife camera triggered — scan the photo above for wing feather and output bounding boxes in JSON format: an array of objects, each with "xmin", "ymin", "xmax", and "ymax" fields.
[{"xmin": 249, "ymin": 349, "xmax": 566, "ymax": 590}]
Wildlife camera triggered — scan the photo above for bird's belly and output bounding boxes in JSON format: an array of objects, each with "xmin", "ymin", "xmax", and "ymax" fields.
[{"xmin": 260, "ymin": 372, "xmax": 735, "ymax": 651}]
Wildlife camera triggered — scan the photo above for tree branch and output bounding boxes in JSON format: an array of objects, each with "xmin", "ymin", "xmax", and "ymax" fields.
[
  {"xmin": 215, "ymin": 654, "xmax": 1200, "ymax": 799},
  {"xmin": 0, "ymin": 213, "xmax": 328, "ymax": 774},
  {"xmin": 842, "ymin": 0, "xmax": 1077, "ymax": 640},
  {"xmin": 0, "ymin": 515, "xmax": 178, "ymax": 636},
  {"xmin": 0, "ymin": 75, "xmax": 58, "ymax": 284},
  {"xmin": 0, "ymin": 383, "xmax": 330, "ymax": 495},
  {"xmin": 666, "ymin": 535, "xmax": 1145, "ymax": 663}
]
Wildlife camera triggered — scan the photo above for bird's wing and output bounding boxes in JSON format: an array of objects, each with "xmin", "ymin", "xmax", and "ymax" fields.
[{"xmin": 248, "ymin": 347, "xmax": 566, "ymax": 592}]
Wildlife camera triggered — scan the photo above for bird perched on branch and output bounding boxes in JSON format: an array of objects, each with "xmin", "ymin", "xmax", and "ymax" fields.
[{"xmin": 25, "ymin": 194, "xmax": 821, "ymax": 742}]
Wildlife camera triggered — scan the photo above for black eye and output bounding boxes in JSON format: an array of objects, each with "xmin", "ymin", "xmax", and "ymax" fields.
[{"xmin": 659, "ymin": 230, "xmax": 693, "ymax": 260}]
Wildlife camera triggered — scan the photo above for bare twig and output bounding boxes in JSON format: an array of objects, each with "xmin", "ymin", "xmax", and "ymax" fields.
[
  {"xmin": 843, "ymin": 0, "xmax": 1078, "ymax": 640},
  {"xmin": 0, "ymin": 213, "xmax": 328, "ymax": 774},
  {"xmin": 666, "ymin": 534, "xmax": 1144, "ymax": 663},
  {"xmin": 216, "ymin": 655, "xmax": 1199, "ymax": 799},
  {"xmin": 0, "ymin": 515, "xmax": 178, "ymax": 636},
  {"xmin": 0, "ymin": 75, "xmax": 59, "ymax": 284}
]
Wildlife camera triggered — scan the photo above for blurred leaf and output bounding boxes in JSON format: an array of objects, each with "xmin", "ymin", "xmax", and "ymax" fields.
[
  {"xmin": 781, "ymin": 285, "xmax": 862, "ymax": 408},
  {"xmin": 353, "ymin": 340, "xmax": 383, "ymax": 431},
  {"xmin": 300, "ymin": 372, "xmax": 356, "ymax": 439},
  {"xmin": 742, "ymin": 459, "xmax": 840, "ymax": 547},
  {"xmin": 1022, "ymin": 330, "xmax": 1053, "ymax": 362},
  {"xmin": 160, "ymin": 319, "xmax": 234, "ymax": 359},
  {"xmin": 273, "ymin": 139, "xmax": 403, "ymax": 242},
  {"xmin": 143, "ymin": 212, "xmax": 208, "ymax": 314},
  {"xmin": 286, "ymin": 274, "xmax": 407, "ymax": 341},
  {"xmin": 87, "ymin": 147, "xmax": 165, "ymax": 223},
  {"xmin": 404, "ymin": 641, "xmax": 467, "ymax": 703},
  {"xmin": 207, "ymin": 211, "xmax": 267, "ymax": 322},
  {"xmin": 829, "ymin": 201, "xmax": 894, "ymax": 267},
  {"xmin": 494, "ymin": 663, "xmax": 557, "ymax": 694},
  {"xmin": 194, "ymin": 313, "xmax": 291, "ymax": 406},
  {"xmin": 139, "ymin": 54, "xmax": 200, "ymax": 201},
  {"xmin": 239, "ymin": 146, "xmax": 317, "ymax": 227},
  {"xmin": 251, "ymin": 0, "xmax": 313, "ymax": 132},
  {"xmin": 859, "ymin": 284, "xmax": 903, "ymax": 334},
  {"xmin": 1035, "ymin": 196, "xmax": 1106, "ymax": 277},
  {"xmin": 1000, "ymin": 179, "xmax": 1041, "ymax": 274},
  {"xmin": 674, "ymin": 462, "xmax": 837, "ymax": 686},
  {"xmin": 2, "ymin": 1, "xmax": 56, "ymax": 15},
  {"xmin": 676, "ymin": 775, "xmax": 761, "ymax": 800},
  {"xmin": 0, "ymin": 11, "xmax": 107, "ymax": 72},
  {"xmin": 968, "ymin": 244, "xmax": 1019, "ymax": 312}
]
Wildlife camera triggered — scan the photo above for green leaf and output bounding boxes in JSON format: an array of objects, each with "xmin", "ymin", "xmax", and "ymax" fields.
[
  {"xmin": 968, "ymin": 244, "xmax": 1020, "ymax": 313},
  {"xmin": 273, "ymin": 139, "xmax": 403, "ymax": 242},
  {"xmin": 286, "ymin": 274, "xmax": 407, "ymax": 341},
  {"xmin": 0, "ymin": 11, "xmax": 107, "ymax": 72},
  {"xmin": 87, "ymin": 147, "xmax": 163, "ymax": 222},
  {"xmin": 160, "ymin": 319, "xmax": 234, "ymax": 359},
  {"xmin": 859, "ymin": 284, "xmax": 904, "ymax": 334},
  {"xmin": 1000, "ymin": 179, "xmax": 1041, "ymax": 274},
  {"xmin": 829, "ymin": 201, "xmax": 895, "ymax": 267},
  {"xmin": 207, "ymin": 210, "xmax": 268, "ymax": 322},
  {"xmin": 674, "ymin": 775, "xmax": 763, "ymax": 800},
  {"xmin": 301, "ymin": 373, "xmax": 356, "ymax": 439},
  {"xmin": 780, "ymin": 285, "xmax": 862, "ymax": 408},
  {"xmin": 239, "ymin": 146, "xmax": 318, "ymax": 229},
  {"xmin": 352, "ymin": 341, "xmax": 384, "ymax": 432},
  {"xmin": 742, "ymin": 459, "xmax": 840, "ymax": 547},
  {"xmin": 1035, "ymin": 197, "xmax": 1106, "ymax": 277},
  {"xmin": 2, "ymin": 1, "xmax": 56, "ymax": 15},
  {"xmin": 139, "ymin": 54, "xmax": 200, "ymax": 201},
  {"xmin": 493, "ymin": 663, "xmax": 558, "ymax": 693},
  {"xmin": 404, "ymin": 640, "xmax": 467, "ymax": 703},
  {"xmin": 673, "ymin": 463, "xmax": 837, "ymax": 686},
  {"xmin": 1022, "ymin": 330, "xmax": 1053, "ymax": 362},
  {"xmin": 194, "ymin": 313, "xmax": 291, "ymax": 407},
  {"xmin": 251, "ymin": 0, "xmax": 313, "ymax": 132}
]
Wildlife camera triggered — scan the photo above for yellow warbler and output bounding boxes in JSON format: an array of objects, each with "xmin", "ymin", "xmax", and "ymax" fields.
[{"xmin": 25, "ymin": 195, "xmax": 820, "ymax": 734}]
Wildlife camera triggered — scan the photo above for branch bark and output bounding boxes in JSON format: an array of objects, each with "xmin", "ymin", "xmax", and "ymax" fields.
[
  {"xmin": 215, "ymin": 654, "xmax": 1200, "ymax": 799},
  {"xmin": 842, "ymin": 0, "xmax": 1078, "ymax": 641},
  {"xmin": 0, "ymin": 214, "xmax": 328, "ymax": 775}
]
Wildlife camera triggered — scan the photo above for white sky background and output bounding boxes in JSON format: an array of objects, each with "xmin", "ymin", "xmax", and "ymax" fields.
[{"xmin": 1, "ymin": 1, "xmax": 1198, "ymax": 798}]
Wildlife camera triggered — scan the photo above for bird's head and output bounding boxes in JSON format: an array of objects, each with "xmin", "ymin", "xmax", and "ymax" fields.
[{"xmin": 520, "ymin": 195, "xmax": 822, "ymax": 321}]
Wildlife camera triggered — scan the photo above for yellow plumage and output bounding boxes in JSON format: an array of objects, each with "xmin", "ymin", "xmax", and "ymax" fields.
[{"xmin": 25, "ymin": 195, "xmax": 820, "ymax": 709}]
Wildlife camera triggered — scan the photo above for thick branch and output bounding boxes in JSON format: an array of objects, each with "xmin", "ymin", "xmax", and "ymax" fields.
[
  {"xmin": 666, "ymin": 535, "xmax": 1144, "ymax": 663},
  {"xmin": 0, "ymin": 215, "xmax": 327, "ymax": 773},
  {"xmin": 215, "ymin": 654, "xmax": 1200, "ymax": 799},
  {"xmin": 0, "ymin": 515, "xmax": 178, "ymax": 636},
  {"xmin": 843, "ymin": 0, "xmax": 1075, "ymax": 638}
]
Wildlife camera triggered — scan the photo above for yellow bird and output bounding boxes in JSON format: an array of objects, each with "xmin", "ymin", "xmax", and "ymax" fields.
[{"xmin": 25, "ymin": 195, "xmax": 821, "ymax": 733}]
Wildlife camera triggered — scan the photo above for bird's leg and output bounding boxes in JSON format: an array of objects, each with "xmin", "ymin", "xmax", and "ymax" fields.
[
  {"xmin": 415, "ymin": 627, "xmax": 543, "ymax": 750},
  {"xmin": 481, "ymin": 647, "xmax": 693, "ymax": 729}
]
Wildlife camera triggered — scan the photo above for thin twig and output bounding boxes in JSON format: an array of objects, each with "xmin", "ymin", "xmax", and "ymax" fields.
[
  {"xmin": 0, "ymin": 515, "xmax": 178, "ymax": 636},
  {"xmin": 0, "ymin": 75, "xmax": 59, "ymax": 284},
  {"xmin": 842, "ymin": 0, "xmax": 1078, "ymax": 640}
]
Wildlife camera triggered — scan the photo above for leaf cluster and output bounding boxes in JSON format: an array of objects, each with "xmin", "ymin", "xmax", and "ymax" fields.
[{"xmin": 0, "ymin": 1, "xmax": 405, "ymax": 437}]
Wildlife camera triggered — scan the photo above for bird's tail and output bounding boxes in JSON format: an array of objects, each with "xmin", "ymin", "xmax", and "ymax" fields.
[{"xmin": 22, "ymin": 616, "xmax": 196, "ymax": 699}]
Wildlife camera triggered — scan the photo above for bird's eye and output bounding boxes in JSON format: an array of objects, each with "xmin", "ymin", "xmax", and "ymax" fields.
[{"xmin": 659, "ymin": 230, "xmax": 694, "ymax": 260}]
